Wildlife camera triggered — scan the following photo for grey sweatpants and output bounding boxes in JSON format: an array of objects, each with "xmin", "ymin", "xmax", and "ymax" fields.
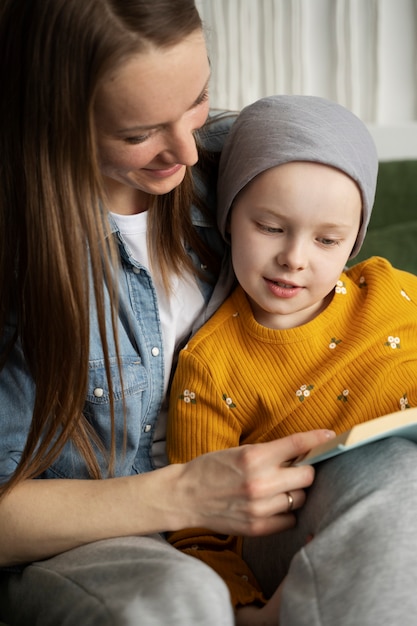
[
  {"xmin": 244, "ymin": 436, "xmax": 417, "ymax": 626},
  {"xmin": 0, "ymin": 534, "xmax": 234, "ymax": 626},
  {"xmin": 2, "ymin": 437, "xmax": 417, "ymax": 625}
]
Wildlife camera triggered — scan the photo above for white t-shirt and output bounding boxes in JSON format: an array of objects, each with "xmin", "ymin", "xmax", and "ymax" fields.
[{"xmin": 111, "ymin": 211, "xmax": 206, "ymax": 466}]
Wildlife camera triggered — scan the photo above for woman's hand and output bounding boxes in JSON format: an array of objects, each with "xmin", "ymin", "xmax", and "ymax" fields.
[
  {"xmin": 0, "ymin": 429, "xmax": 333, "ymax": 566},
  {"xmin": 172, "ymin": 429, "xmax": 335, "ymax": 536}
]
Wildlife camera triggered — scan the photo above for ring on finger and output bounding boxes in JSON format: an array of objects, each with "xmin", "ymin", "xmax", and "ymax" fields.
[{"xmin": 285, "ymin": 491, "xmax": 294, "ymax": 512}]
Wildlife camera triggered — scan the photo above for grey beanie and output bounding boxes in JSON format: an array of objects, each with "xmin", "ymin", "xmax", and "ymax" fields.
[{"xmin": 217, "ymin": 95, "xmax": 378, "ymax": 259}]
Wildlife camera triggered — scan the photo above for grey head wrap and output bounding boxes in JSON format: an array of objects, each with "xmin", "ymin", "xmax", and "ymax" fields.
[{"xmin": 217, "ymin": 95, "xmax": 378, "ymax": 259}]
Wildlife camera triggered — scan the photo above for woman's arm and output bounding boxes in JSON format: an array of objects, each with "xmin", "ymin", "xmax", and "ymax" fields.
[
  {"xmin": 0, "ymin": 466, "xmax": 180, "ymax": 566},
  {"xmin": 0, "ymin": 429, "xmax": 333, "ymax": 566}
]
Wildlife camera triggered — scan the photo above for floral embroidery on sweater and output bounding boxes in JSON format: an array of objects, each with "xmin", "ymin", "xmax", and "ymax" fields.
[
  {"xmin": 329, "ymin": 337, "xmax": 342, "ymax": 349},
  {"xmin": 296, "ymin": 384, "xmax": 314, "ymax": 402},
  {"xmin": 223, "ymin": 395, "xmax": 236, "ymax": 408},
  {"xmin": 337, "ymin": 389, "xmax": 349, "ymax": 402},
  {"xmin": 179, "ymin": 389, "xmax": 196, "ymax": 404},
  {"xmin": 335, "ymin": 280, "xmax": 347, "ymax": 295},
  {"xmin": 385, "ymin": 336, "xmax": 401, "ymax": 349},
  {"xmin": 400, "ymin": 394, "xmax": 410, "ymax": 410}
]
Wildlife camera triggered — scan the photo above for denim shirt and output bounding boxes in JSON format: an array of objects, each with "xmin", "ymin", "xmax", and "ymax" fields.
[{"xmin": 0, "ymin": 112, "xmax": 236, "ymax": 483}]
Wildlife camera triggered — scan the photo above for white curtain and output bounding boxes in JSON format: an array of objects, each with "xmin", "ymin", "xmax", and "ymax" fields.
[{"xmin": 196, "ymin": 0, "xmax": 417, "ymax": 125}]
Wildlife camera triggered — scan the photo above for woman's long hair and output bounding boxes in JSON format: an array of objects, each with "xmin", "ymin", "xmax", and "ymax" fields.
[{"xmin": 0, "ymin": 0, "xmax": 215, "ymax": 494}]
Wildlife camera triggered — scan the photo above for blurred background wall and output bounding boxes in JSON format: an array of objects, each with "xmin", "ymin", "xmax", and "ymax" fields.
[{"xmin": 196, "ymin": 0, "xmax": 417, "ymax": 158}]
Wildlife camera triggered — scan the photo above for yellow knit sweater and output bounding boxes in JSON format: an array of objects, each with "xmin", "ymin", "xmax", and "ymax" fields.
[{"xmin": 167, "ymin": 256, "xmax": 417, "ymax": 608}]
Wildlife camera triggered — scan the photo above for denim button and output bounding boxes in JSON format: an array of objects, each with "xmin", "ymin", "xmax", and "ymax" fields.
[
  {"xmin": 93, "ymin": 387, "xmax": 104, "ymax": 398},
  {"xmin": 151, "ymin": 347, "xmax": 160, "ymax": 357}
]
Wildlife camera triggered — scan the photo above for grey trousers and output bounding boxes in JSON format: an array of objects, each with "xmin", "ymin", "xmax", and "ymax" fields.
[
  {"xmin": 244, "ymin": 436, "xmax": 417, "ymax": 626},
  {"xmin": 0, "ymin": 534, "xmax": 234, "ymax": 626}
]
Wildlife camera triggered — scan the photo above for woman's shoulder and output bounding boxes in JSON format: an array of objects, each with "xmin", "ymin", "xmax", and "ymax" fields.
[
  {"xmin": 185, "ymin": 287, "xmax": 242, "ymax": 352},
  {"xmin": 196, "ymin": 109, "xmax": 238, "ymax": 152}
]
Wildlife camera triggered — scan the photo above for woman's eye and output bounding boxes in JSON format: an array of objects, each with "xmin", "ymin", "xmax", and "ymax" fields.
[
  {"xmin": 124, "ymin": 134, "xmax": 149, "ymax": 145},
  {"xmin": 194, "ymin": 88, "xmax": 209, "ymax": 107},
  {"xmin": 258, "ymin": 223, "xmax": 283, "ymax": 234}
]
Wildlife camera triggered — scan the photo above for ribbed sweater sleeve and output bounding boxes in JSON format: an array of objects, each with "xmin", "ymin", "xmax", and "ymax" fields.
[{"xmin": 167, "ymin": 299, "xmax": 266, "ymax": 607}]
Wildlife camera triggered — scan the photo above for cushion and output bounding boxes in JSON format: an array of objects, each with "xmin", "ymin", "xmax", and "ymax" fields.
[
  {"xmin": 351, "ymin": 220, "xmax": 417, "ymax": 275},
  {"xmin": 348, "ymin": 160, "xmax": 417, "ymax": 274}
]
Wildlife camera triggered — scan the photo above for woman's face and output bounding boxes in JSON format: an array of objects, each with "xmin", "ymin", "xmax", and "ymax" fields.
[{"xmin": 95, "ymin": 30, "xmax": 210, "ymax": 214}]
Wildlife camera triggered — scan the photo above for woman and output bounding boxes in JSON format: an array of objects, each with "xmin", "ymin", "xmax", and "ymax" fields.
[
  {"xmin": 0, "ymin": 1, "xmax": 331, "ymax": 624},
  {"xmin": 1, "ymin": 1, "xmax": 417, "ymax": 625}
]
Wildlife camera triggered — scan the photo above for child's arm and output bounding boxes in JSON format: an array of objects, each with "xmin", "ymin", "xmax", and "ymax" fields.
[{"xmin": 167, "ymin": 349, "xmax": 263, "ymax": 606}]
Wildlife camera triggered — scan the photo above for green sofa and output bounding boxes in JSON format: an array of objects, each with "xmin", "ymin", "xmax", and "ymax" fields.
[{"xmin": 347, "ymin": 159, "xmax": 417, "ymax": 274}]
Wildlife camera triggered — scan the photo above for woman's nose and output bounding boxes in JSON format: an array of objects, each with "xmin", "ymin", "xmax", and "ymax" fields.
[{"xmin": 160, "ymin": 121, "xmax": 199, "ymax": 166}]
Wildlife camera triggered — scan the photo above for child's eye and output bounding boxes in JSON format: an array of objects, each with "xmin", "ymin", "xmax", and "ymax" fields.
[{"xmin": 318, "ymin": 237, "xmax": 339, "ymax": 246}]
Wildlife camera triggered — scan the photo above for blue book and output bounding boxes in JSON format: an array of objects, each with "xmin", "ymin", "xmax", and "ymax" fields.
[{"xmin": 294, "ymin": 406, "xmax": 417, "ymax": 465}]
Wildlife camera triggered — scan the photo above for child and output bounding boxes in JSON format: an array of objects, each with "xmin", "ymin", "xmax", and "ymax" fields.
[{"xmin": 167, "ymin": 95, "xmax": 417, "ymax": 611}]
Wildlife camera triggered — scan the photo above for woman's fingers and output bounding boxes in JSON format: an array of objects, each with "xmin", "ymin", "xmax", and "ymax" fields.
[
  {"xmin": 252, "ymin": 429, "xmax": 336, "ymax": 467},
  {"xmin": 230, "ymin": 488, "xmax": 307, "ymax": 537},
  {"xmin": 281, "ymin": 488, "xmax": 306, "ymax": 514},
  {"xmin": 177, "ymin": 430, "xmax": 335, "ymax": 535}
]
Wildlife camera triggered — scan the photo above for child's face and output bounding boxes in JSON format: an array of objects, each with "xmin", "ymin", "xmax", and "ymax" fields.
[{"xmin": 229, "ymin": 161, "xmax": 362, "ymax": 329}]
